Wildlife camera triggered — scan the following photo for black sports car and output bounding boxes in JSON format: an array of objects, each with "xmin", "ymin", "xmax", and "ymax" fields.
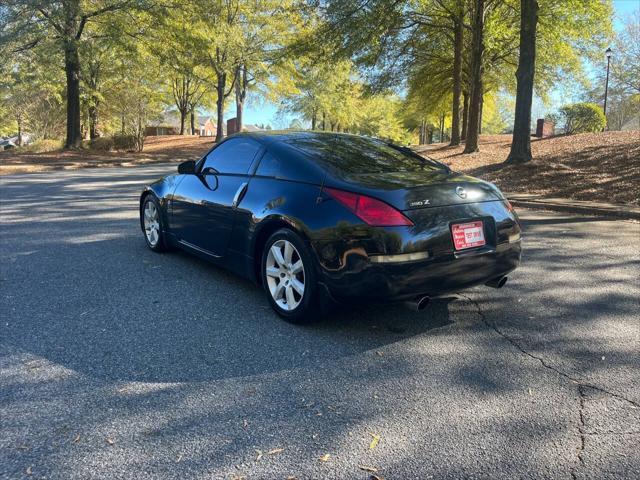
[{"xmin": 140, "ymin": 132, "xmax": 521, "ymax": 323}]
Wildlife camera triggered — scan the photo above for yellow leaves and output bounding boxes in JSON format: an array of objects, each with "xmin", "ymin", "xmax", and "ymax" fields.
[
  {"xmin": 319, "ymin": 453, "xmax": 331, "ymax": 462},
  {"xmin": 256, "ymin": 447, "xmax": 285, "ymax": 461},
  {"xmin": 359, "ymin": 466, "xmax": 378, "ymax": 473},
  {"xmin": 369, "ymin": 433, "xmax": 381, "ymax": 450}
]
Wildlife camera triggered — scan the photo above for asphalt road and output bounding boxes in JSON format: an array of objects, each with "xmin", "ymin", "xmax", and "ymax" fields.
[{"xmin": 1, "ymin": 165, "xmax": 639, "ymax": 480}]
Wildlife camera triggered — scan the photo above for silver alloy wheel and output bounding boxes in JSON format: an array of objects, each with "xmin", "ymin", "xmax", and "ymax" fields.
[
  {"xmin": 143, "ymin": 201, "xmax": 161, "ymax": 247},
  {"xmin": 265, "ymin": 239, "xmax": 305, "ymax": 311}
]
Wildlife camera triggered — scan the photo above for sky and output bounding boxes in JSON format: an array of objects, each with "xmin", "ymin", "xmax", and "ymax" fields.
[{"xmin": 237, "ymin": 0, "xmax": 639, "ymax": 128}]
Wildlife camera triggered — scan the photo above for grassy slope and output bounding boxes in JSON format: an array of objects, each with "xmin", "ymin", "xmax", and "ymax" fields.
[{"xmin": 417, "ymin": 131, "xmax": 640, "ymax": 206}]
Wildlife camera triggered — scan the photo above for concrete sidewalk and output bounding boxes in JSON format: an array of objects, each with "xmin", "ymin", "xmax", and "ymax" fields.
[{"xmin": 506, "ymin": 193, "xmax": 640, "ymax": 220}]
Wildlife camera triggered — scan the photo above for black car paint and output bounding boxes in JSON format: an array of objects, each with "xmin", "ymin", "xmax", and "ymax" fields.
[{"xmin": 140, "ymin": 131, "xmax": 521, "ymax": 303}]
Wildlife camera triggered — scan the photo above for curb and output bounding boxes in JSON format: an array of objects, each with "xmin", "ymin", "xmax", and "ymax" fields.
[{"xmin": 507, "ymin": 197, "xmax": 640, "ymax": 221}]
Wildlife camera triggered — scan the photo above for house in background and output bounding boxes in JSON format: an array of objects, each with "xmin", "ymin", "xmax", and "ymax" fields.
[
  {"xmin": 145, "ymin": 111, "xmax": 182, "ymax": 136},
  {"xmin": 199, "ymin": 118, "xmax": 224, "ymax": 137}
]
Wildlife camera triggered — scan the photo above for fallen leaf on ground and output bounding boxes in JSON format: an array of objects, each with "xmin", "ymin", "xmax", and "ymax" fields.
[
  {"xmin": 176, "ymin": 454, "xmax": 183, "ymax": 462},
  {"xmin": 369, "ymin": 433, "xmax": 381, "ymax": 450},
  {"xmin": 73, "ymin": 434, "xmax": 81, "ymax": 443},
  {"xmin": 359, "ymin": 466, "xmax": 378, "ymax": 472},
  {"xmin": 369, "ymin": 475, "xmax": 384, "ymax": 480},
  {"xmin": 105, "ymin": 437, "xmax": 114, "ymax": 445},
  {"xmin": 255, "ymin": 449, "xmax": 263, "ymax": 461},
  {"xmin": 319, "ymin": 453, "xmax": 331, "ymax": 462},
  {"xmin": 26, "ymin": 466, "xmax": 32, "ymax": 475},
  {"xmin": 376, "ymin": 351, "xmax": 384, "ymax": 357},
  {"xmin": 267, "ymin": 448, "xmax": 284, "ymax": 455},
  {"xmin": 243, "ymin": 419, "xmax": 248, "ymax": 429}
]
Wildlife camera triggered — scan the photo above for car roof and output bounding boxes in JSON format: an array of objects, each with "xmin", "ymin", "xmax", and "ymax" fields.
[{"xmin": 229, "ymin": 130, "xmax": 368, "ymax": 145}]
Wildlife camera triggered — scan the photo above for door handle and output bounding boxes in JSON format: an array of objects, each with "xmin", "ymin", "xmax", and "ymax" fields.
[{"xmin": 232, "ymin": 182, "xmax": 249, "ymax": 208}]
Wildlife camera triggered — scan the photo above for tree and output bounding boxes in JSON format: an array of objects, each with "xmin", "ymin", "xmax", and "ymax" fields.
[
  {"xmin": 463, "ymin": 0, "xmax": 485, "ymax": 154},
  {"xmin": 1, "ymin": 1, "xmax": 144, "ymax": 148},
  {"xmin": 505, "ymin": 0, "xmax": 538, "ymax": 164},
  {"xmin": 611, "ymin": 9, "xmax": 640, "ymax": 95}
]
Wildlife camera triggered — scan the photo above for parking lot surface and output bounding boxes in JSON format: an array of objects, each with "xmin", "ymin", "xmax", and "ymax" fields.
[{"xmin": 1, "ymin": 165, "xmax": 639, "ymax": 479}]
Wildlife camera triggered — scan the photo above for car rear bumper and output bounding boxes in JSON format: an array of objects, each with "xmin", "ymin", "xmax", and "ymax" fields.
[{"xmin": 319, "ymin": 240, "xmax": 521, "ymax": 302}]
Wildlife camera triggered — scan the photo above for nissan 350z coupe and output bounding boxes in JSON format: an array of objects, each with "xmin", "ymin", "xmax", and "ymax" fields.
[{"xmin": 140, "ymin": 132, "xmax": 522, "ymax": 323}]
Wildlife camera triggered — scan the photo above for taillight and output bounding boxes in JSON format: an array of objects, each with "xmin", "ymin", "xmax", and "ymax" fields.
[{"xmin": 324, "ymin": 187, "xmax": 413, "ymax": 227}]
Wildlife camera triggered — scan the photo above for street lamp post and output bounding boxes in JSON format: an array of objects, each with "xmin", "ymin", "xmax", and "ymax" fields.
[{"xmin": 603, "ymin": 47, "xmax": 612, "ymax": 129}]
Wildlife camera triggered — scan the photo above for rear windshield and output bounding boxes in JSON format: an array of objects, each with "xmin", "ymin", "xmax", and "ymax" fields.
[{"xmin": 285, "ymin": 135, "xmax": 447, "ymax": 175}]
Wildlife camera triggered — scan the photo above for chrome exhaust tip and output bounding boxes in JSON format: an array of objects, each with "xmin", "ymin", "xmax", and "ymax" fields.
[
  {"xmin": 405, "ymin": 295, "xmax": 431, "ymax": 311},
  {"xmin": 485, "ymin": 276, "xmax": 508, "ymax": 289}
]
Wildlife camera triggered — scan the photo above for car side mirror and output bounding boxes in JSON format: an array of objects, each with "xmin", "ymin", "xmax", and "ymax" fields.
[{"xmin": 178, "ymin": 160, "xmax": 196, "ymax": 174}]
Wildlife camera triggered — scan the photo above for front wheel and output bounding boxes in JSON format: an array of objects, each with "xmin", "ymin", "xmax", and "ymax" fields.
[
  {"xmin": 261, "ymin": 229, "xmax": 321, "ymax": 324},
  {"xmin": 141, "ymin": 195, "xmax": 168, "ymax": 252}
]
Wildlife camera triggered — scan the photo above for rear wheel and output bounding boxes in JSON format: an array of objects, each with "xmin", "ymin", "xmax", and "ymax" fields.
[
  {"xmin": 261, "ymin": 229, "xmax": 320, "ymax": 323},
  {"xmin": 141, "ymin": 195, "xmax": 168, "ymax": 252}
]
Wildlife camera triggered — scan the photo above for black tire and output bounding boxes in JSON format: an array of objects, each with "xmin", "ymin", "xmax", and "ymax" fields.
[
  {"xmin": 261, "ymin": 229, "xmax": 321, "ymax": 324},
  {"xmin": 141, "ymin": 195, "xmax": 169, "ymax": 253}
]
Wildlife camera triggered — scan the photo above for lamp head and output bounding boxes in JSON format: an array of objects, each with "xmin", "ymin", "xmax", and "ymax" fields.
[{"xmin": 605, "ymin": 47, "xmax": 612, "ymax": 59}]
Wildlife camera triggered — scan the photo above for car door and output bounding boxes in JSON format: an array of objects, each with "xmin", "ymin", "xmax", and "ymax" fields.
[{"xmin": 170, "ymin": 137, "xmax": 263, "ymax": 257}]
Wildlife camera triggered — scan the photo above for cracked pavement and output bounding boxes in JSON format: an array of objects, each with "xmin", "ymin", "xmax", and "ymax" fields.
[{"xmin": 1, "ymin": 165, "xmax": 639, "ymax": 479}]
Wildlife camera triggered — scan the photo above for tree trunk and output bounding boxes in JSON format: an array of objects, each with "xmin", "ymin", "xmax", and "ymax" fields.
[
  {"xmin": 311, "ymin": 109, "xmax": 317, "ymax": 130},
  {"xmin": 463, "ymin": 0, "xmax": 485, "ymax": 154},
  {"xmin": 64, "ymin": 39, "xmax": 82, "ymax": 148},
  {"xmin": 235, "ymin": 64, "xmax": 247, "ymax": 132},
  {"xmin": 440, "ymin": 113, "xmax": 445, "ymax": 142},
  {"xmin": 461, "ymin": 91, "xmax": 469, "ymax": 141},
  {"xmin": 450, "ymin": 12, "xmax": 464, "ymax": 146},
  {"xmin": 190, "ymin": 110, "xmax": 195, "ymax": 135},
  {"xmin": 17, "ymin": 116, "xmax": 23, "ymax": 146},
  {"xmin": 478, "ymin": 91, "xmax": 484, "ymax": 134},
  {"xmin": 506, "ymin": 0, "xmax": 539, "ymax": 164},
  {"xmin": 235, "ymin": 97, "xmax": 244, "ymax": 132},
  {"xmin": 215, "ymin": 73, "xmax": 226, "ymax": 142},
  {"xmin": 179, "ymin": 110, "xmax": 186, "ymax": 135},
  {"xmin": 88, "ymin": 103, "xmax": 99, "ymax": 139},
  {"xmin": 322, "ymin": 111, "xmax": 326, "ymax": 131}
]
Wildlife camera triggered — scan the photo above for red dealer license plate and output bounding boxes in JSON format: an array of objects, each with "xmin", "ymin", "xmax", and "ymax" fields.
[{"xmin": 452, "ymin": 221, "xmax": 486, "ymax": 250}]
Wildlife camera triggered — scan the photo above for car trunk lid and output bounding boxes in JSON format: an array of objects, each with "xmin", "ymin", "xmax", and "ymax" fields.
[{"xmin": 324, "ymin": 170, "xmax": 504, "ymax": 212}]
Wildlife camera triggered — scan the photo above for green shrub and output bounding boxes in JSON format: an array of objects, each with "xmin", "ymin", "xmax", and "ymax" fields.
[
  {"xmin": 113, "ymin": 134, "xmax": 139, "ymax": 152},
  {"xmin": 89, "ymin": 137, "xmax": 114, "ymax": 151},
  {"xmin": 20, "ymin": 139, "xmax": 64, "ymax": 153},
  {"xmin": 559, "ymin": 102, "xmax": 606, "ymax": 134}
]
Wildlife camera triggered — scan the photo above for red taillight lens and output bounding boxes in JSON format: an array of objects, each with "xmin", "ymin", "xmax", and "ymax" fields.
[{"xmin": 324, "ymin": 187, "xmax": 413, "ymax": 227}]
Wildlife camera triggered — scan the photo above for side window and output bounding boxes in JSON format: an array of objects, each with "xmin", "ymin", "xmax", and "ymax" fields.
[
  {"xmin": 202, "ymin": 138, "xmax": 261, "ymax": 175},
  {"xmin": 255, "ymin": 152, "xmax": 284, "ymax": 178},
  {"xmin": 255, "ymin": 148, "xmax": 322, "ymax": 183}
]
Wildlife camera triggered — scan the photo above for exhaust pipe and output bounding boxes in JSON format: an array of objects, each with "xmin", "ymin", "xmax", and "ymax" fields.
[
  {"xmin": 405, "ymin": 295, "xmax": 431, "ymax": 311},
  {"xmin": 485, "ymin": 276, "xmax": 508, "ymax": 289}
]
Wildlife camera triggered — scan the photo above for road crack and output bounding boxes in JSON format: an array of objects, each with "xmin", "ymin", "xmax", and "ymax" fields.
[
  {"xmin": 461, "ymin": 294, "xmax": 639, "ymax": 479},
  {"xmin": 459, "ymin": 294, "xmax": 640, "ymax": 409}
]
